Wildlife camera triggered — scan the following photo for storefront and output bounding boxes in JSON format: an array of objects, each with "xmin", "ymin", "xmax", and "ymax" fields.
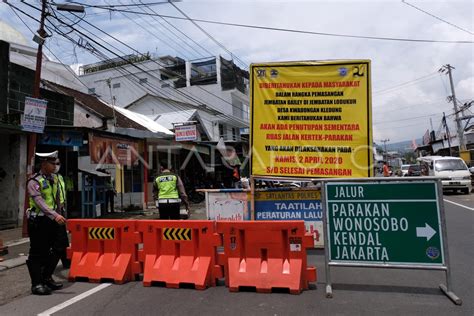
[
  {"xmin": 0, "ymin": 125, "xmax": 27, "ymax": 229},
  {"xmin": 37, "ymin": 127, "xmax": 145, "ymax": 218}
]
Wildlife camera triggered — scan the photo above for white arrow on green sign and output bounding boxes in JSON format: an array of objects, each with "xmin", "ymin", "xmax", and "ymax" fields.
[{"xmin": 416, "ymin": 223, "xmax": 436, "ymax": 241}]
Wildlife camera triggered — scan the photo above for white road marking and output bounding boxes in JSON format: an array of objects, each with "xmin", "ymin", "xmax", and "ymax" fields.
[
  {"xmin": 37, "ymin": 283, "xmax": 112, "ymax": 316},
  {"xmin": 444, "ymin": 199, "xmax": 474, "ymax": 211}
]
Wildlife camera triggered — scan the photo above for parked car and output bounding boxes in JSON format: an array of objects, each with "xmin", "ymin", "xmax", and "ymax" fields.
[
  {"xmin": 470, "ymin": 167, "xmax": 474, "ymax": 188},
  {"xmin": 401, "ymin": 164, "xmax": 410, "ymax": 176},
  {"xmin": 417, "ymin": 156, "xmax": 472, "ymax": 194},
  {"xmin": 407, "ymin": 164, "xmax": 421, "ymax": 176}
]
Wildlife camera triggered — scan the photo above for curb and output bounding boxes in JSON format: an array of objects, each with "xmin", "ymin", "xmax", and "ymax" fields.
[
  {"xmin": 0, "ymin": 256, "xmax": 27, "ymax": 271},
  {"xmin": 5, "ymin": 238, "xmax": 29, "ymax": 247}
]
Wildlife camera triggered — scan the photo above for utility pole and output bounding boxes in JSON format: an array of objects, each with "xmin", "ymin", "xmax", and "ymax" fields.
[
  {"xmin": 22, "ymin": 0, "xmax": 48, "ymax": 237},
  {"xmin": 380, "ymin": 139, "xmax": 390, "ymax": 162},
  {"xmin": 106, "ymin": 78, "xmax": 117, "ymax": 130},
  {"xmin": 443, "ymin": 112, "xmax": 453, "ymax": 156},
  {"xmin": 440, "ymin": 64, "xmax": 465, "ymax": 151},
  {"xmin": 22, "ymin": 1, "xmax": 84, "ymax": 236}
]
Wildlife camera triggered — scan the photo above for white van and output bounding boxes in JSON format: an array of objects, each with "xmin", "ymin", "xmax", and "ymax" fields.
[{"xmin": 417, "ymin": 156, "xmax": 472, "ymax": 194}]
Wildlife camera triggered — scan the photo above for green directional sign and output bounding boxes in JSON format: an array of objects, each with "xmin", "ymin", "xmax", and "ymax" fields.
[{"xmin": 325, "ymin": 181, "xmax": 444, "ymax": 266}]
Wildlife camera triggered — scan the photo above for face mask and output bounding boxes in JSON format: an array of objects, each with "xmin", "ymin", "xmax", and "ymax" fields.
[{"xmin": 54, "ymin": 165, "xmax": 61, "ymax": 174}]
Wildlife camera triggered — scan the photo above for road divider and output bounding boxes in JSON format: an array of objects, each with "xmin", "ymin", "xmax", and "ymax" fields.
[
  {"xmin": 67, "ymin": 220, "xmax": 316, "ymax": 294},
  {"xmin": 67, "ymin": 220, "xmax": 141, "ymax": 284},
  {"xmin": 216, "ymin": 221, "xmax": 316, "ymax": 294},
  {"xmin": 137, "ymin": 220, "xmax": 220, "ymax": 289}
]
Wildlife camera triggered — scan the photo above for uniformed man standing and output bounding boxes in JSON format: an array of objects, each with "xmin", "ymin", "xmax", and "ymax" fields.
[
  {"xmin": 26, "ymin": 151, "xmax": 66, "ymax": 295},
  {"xmin": 153, "ymin": 163, "xmax": 189, "ymax": 219},
  {"xmin": 53, "ymin": 158, "xmax": 71, "ymax": 269}
]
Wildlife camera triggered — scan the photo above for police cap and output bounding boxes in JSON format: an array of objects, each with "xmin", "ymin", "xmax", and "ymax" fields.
[{"xmin": 35, "ymin": 150, "xmax": 58, "ymax": 162}]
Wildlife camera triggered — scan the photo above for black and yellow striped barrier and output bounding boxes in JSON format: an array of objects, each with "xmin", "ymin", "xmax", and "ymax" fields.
[
  {"xmin": 163, "ymin": 228, "xmax": 192, "ymax": 241},
  {"xmin": 88, "ymin": 227, "xmax": 115, "ymax": 240}
]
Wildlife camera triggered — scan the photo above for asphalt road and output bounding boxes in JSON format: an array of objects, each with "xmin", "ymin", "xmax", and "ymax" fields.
[{"xmin": 1, "ymin": 194, "xmax": 472, "ymax": 315}]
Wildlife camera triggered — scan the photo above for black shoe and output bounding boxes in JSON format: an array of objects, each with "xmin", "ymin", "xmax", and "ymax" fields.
[
  {"xmin": 31, "ymin": 284, "xmax": 51, "ymax": 295},
  {"xmin": 44, "ymin": 278, "xmax": 63, "ymax": 290}
]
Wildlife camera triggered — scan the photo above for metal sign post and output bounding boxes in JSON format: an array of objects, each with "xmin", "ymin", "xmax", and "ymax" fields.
[{"xmin": 322, "ymin": 177, "xmax": 461, "ymax": 305}]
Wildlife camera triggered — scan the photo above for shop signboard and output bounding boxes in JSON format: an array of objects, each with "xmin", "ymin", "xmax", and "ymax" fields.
[
  {"xmin": 89, "ymin": 134, "xmax": 139, "ymax": 166},
  {"xmin": 175, "ymin": 125, "xmax": 198, "ymax": 142},
  {"xmin": 39, "ymin": 131, "xmax": 83, "ymax": 147},
  {"xmin": 21, "ymin": 97, "xmax": 48, "ymax": 133}
]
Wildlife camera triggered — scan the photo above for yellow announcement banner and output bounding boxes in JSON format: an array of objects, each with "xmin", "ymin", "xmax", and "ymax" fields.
[{"xmin": 250, "ymin": 60, "xmax": 373, "ymax": 178}]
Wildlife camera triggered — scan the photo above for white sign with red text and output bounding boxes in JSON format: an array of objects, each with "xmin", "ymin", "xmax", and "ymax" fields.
[
  {"xmin": 175, "ymin": 125, "xmax": 198, "ymax": 141},
  {"xmin": 21, "ymin": 97, "xmax": 48, "ymax": 133}
]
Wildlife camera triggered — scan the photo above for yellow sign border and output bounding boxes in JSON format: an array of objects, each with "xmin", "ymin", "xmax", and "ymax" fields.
[{"xmin": 250, "ymin": 60, "xmax": 373, "ymax": 178}]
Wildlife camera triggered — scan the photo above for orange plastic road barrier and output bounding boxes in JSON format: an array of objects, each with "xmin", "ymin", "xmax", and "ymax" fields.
[
  {"xmin": 216, "ymin": 221, "xmax": 317, "ymax": 294},
  {"xmin": 67, "ymin": 220, "xmax": 141, "ymax": 284},
  {"xmin": 137, "ymin": 220, "xmax": 221, "ymax": 290}
]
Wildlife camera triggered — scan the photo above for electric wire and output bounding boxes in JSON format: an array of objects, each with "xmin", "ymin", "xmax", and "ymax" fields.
[
  {"xmin": 373, "ymin": 98, "xmax": 448, "ymax": 114},
  {"xmin": 59, "ymin": 9, "xmax": 250, "ymax": 122},
  {"xmin": 126, "ymin": 0, "xmax": 252, "ymax": 83},
  {"xmin": 20, "ymin": 1, "xmax": 250, "ymax": 125},
  {"xmin": 374, "ymin": 112, "xmax": 443, "ymax": 125},
  {"xmin": 45, "ymin": 11, "xmax": 249, "ymax": 132},
  {"xmin": 169, "ymin": 2, "xmax": 249, "ymax": 69},
  {"xmin": 62, "ymin": 2, "xmax": 474, "ymax": 44},
  {"xmin": 402, "ymin": 0, "xmax": 474, "ymax": 36},
  {"xmin": 103, "ymin": 0, "xmax": 247, "ymax": 96},
  {"xmin": 136, "ymin": 0, "xmax": 215, "ymax": 58},
  {"xmin": 109, "ymin": 0, "xmax": 205, "ymax": 60},
  {"xmin": 125, "ymin": 0, "xmax": 207, "ymax": 60},
  {"xmin": 66, "ymin": 1, "xmax": 180, "ymax": 9},
  {"xmin": 373, "ymin": 72, "xmax": 439, "ymax": 95},
  {"xmin": 8, "ymin": 1, "xmax": 236, "ymax": 133}
]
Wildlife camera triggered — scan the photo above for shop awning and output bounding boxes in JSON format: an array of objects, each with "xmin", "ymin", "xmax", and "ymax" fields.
[{"xmin": 79, "ymin": 168, "xmax": 110, "ymax": 177}]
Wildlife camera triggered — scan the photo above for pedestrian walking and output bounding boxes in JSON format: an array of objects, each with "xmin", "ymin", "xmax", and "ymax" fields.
[
  {"xmin": 104, "ymin": 170, "xmax": 116, "ymax": 213},
  {"xmin": 383, "ymin": 161, "xmax": 390, "ymax": 177},
  {"xmin": 26, "ymin": 151, "xmax": 66, "ymax": 295},
  {"xmin": 153, "ymin": 163, "xmax": 189, "ymax": 219}
]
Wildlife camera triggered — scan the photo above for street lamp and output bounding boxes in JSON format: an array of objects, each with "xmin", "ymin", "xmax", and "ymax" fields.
[{"xmin": 56, "ymin": 4, "xmax": 85, "ymax": 13}]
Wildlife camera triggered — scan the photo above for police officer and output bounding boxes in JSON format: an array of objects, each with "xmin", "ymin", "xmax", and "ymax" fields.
[
  {"xmin": 53, "ymin": 158, "xmax": 70, "ymax": 269},
  {"xmin": 104, "ymin": 170, "xmax": 116, "ymax": 213},
  {"xmin": 26, "ymin": 151, "xmax": 66, "ymax": 295},
  {"xmin": 153, "ymin": 163, "xmax": 189, "ymax": 219}
]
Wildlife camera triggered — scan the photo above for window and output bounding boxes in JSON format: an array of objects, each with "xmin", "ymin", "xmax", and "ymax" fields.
[
  {"xmin": 242, "ymin": 103, "xmax": 249, "ymax": 121},
  {"xmin": 139, "ymin": 78, "xmax": 148, "ymax": 84},
  {"xmin": 190, "ymin": 58, "xmax": 217, "ymax": 86},
  {"xmin": 435, "ymin": 159, "xmax": 468, "ymax": 172},
  {"xmin": 219, "ymin": 123, "xmax": 225, "ymax": 138},
  {"xmin": 232, "ymin": 127, "xmax": 240, "ymax": 141},
  {"xmin": 112, "ymin": 83, "xmax": 121, "ymax": 89},
  {"xmin": 232, "ymin": 99, "xmax": 243, "ymax": 119},
  {"xmin": 88, "ymin": 88, "xmax": 95, "ymax": 94}
]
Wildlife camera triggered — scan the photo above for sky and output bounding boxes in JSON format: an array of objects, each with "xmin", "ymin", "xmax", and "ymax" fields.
[{"xmin": 0, "ymin": 0, "xmax": 473, "ymax": 144}]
